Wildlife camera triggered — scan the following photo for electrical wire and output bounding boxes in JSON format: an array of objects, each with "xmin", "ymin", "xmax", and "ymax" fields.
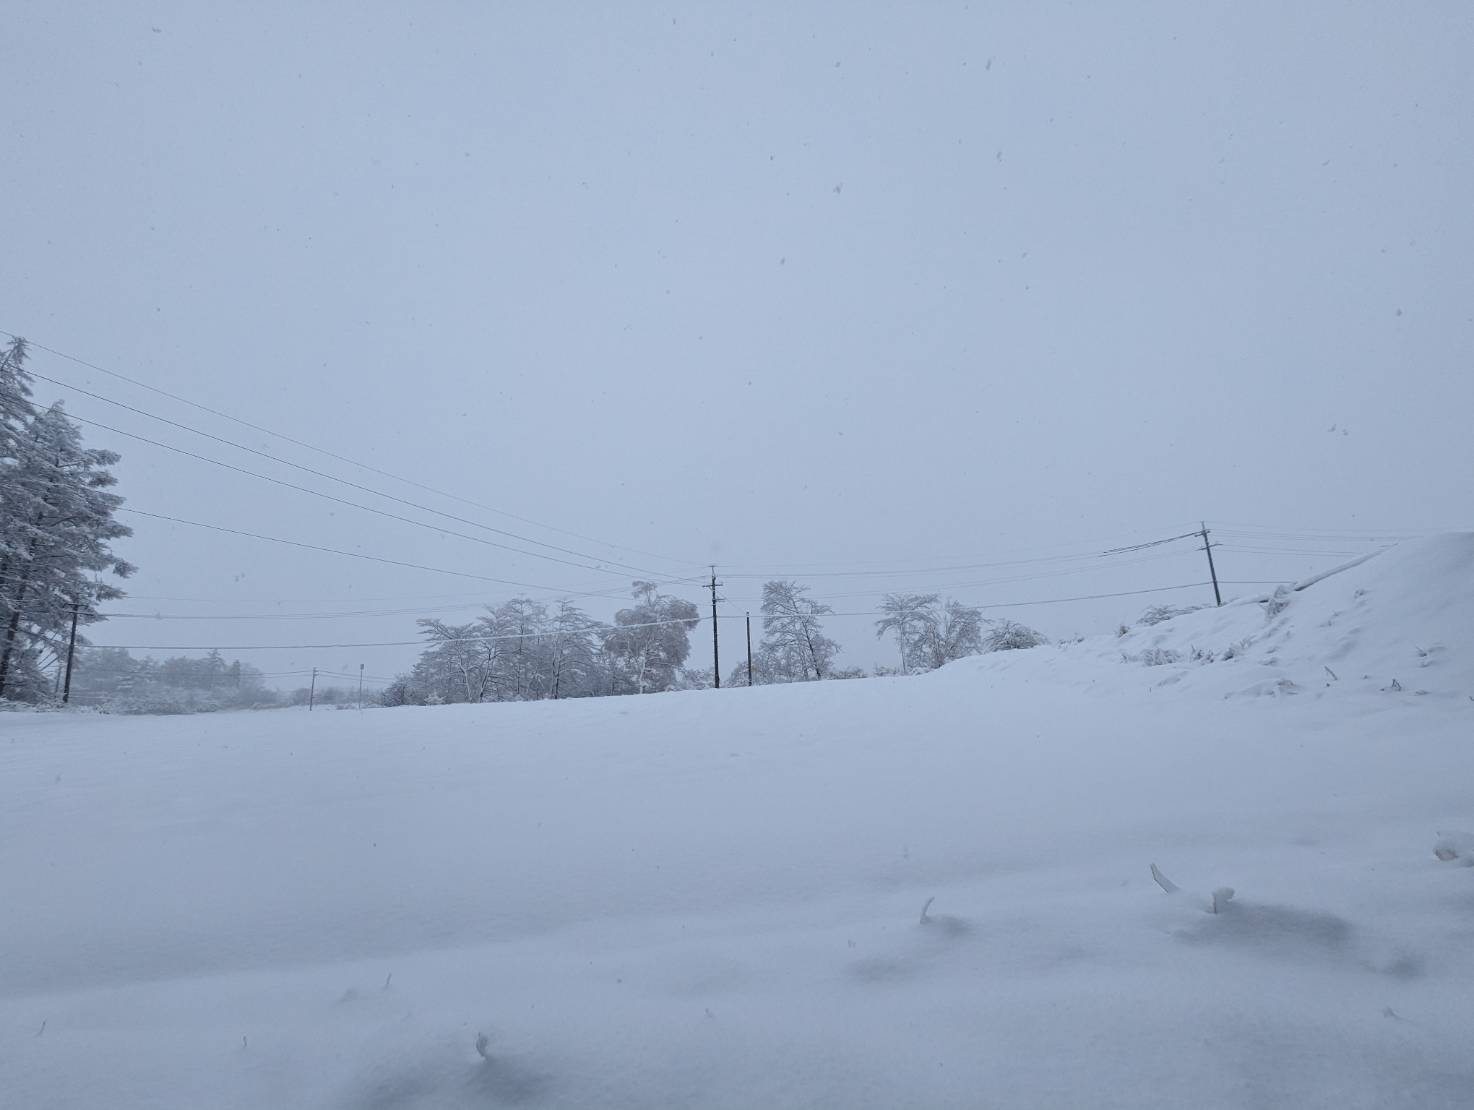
[
  {"xmin": 91, "ymin": 613, "xmax": 704, "ymax": 651},
  {"xmin": 719, "ymin": 545, "xmax": 1203, "ymax": 605},
  {"xmin": 719, "ymin": 531, "xmax": 1202, "ymax": 580},
  {"xmin": 20, "ymin": 365, "xmax": 684, "ymax": 579},
  {"xmin": 1209, "ymin": 521, "xmax": 1436, "ymax": 539},
  {"xmin": 29, "ymin": 405, "xmax": 668, "ymax": 579},
  {"xmin": 721, "ymin": 582, "xmax": 1215, "ymax": 617},
  {"xmin": 4, "ymin": 330, "xmax": 699, "ymax": 568},
  {"xmin": 1218, "ymin": 545, "xmax": 1365, "ymax": 557},
  {"xmin": 116, "ymin": 507, "xmax": 641, "ymax": 596}
]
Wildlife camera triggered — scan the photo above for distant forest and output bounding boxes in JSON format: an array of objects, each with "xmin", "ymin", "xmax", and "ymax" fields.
[{"xmin": 66, "ymin": 648, "xmax": 362, "ymax": 714}]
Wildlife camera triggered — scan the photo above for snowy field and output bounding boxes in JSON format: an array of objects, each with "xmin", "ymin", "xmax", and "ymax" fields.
[{"xmin": 3, "ymin": 537, "xmax": 1473, "ymax": 1109}]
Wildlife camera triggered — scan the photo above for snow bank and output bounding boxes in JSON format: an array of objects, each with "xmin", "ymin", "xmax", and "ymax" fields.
[
  {"xmin": 971, "ymin": 532, "xmax": 1474, "ymax": 702},
  {"xmin": 2, "ymin": 536, "xmax": 1472, "ymax": 1108}
]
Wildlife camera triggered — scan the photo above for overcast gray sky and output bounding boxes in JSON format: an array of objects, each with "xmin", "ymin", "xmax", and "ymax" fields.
[{"xmin": 4, "ymin": 1, "xmax": 1471, "ymax": 685}]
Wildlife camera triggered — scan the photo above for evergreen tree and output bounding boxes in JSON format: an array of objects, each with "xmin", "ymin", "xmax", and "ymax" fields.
[
  {"xmin": 0, "ymin": 401, "xmax": 135, "ymax": 699},
  {"xmin": 0, "ymin": 336, "xmax": 32, "ymax": 452}
]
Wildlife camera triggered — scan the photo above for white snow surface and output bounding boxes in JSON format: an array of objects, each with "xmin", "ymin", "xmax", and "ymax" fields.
[{"xmin": 4, "ymin": 535, "xmax": 1474, "ymax": 1109}]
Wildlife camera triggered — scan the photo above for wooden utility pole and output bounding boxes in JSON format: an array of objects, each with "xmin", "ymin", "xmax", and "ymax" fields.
[
  {"xmin": 706, "ymin": 567, "xmax": 724, "ymax": 688},
  {"xmin": 309, "ymin": 667, "xmax": 317, "ymax": 711},
  {"xmin": 746, "ymin": 612, "xmax": 754, "ymax": 686},
  {"xmin": 1200, "ymin": 522, "xmax": 1222, "ymax": 606},
  {"xmin": 62, "ymin": 600, "xmax": 79, "ymax": 704},
  {"xmin": 358, "ymin": 663, "xmax": 365, "ymax": 710}
]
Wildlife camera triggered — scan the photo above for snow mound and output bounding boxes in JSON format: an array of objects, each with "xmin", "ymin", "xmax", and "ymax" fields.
[{"xmin": 1048, "ymin": 533, "xmax": 1474, "ymax": 700}]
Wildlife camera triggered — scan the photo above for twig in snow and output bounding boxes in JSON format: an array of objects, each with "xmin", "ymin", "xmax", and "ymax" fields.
[
  {"xmin": 475, "ymin": 1032, "xmax": 491, "ymax": 1060},
  {"xmin": 919, "ymin": 896, "xmax": 936, "ymax": 924},
  {"xmin": 35, "ymin": 1019, "xmax": 46, "ymax": 1038},
  {"xmin": 1153, "ymin": 864, "xmax": 1234, "ymax": 913},
  {"xmin": 383, "ymin": 972, "xmax": 393, "ymax": 991},
  {"xmin": 1324, "ymin": 665, "xmax": 1339, "ymax": 682},
  {"xmin": 1150, "ymin": 864, "xmax": 1179, "ymax": 894}
]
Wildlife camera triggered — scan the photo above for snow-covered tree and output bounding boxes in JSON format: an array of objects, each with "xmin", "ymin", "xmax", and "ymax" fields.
[
  {"xmin": 915, "ymin": 599, "xmax": 986, "ymax": 670},
  {"xmin": 759, "ymin": 580, "xmax": 840, "ymax": 682},
  {"xmin": 544, "ymin": 601, "xmax": 604, "ymax": 699},
  {"xmin": 874, "ymin": 593, "xmax": 940, "ymax": 675},
  {"xmin": 604, "ymin": 581, "xmax": 700, "ymax": 694},
  {"xmin": 875, "ymin": 595, "xmax": 985, "ymax": 672},
  {"xmin": 0, "ymin": 402, "xmax": 134, "ymax": 700},
  {"xmin": 412, "ymin": 618, "xmax": 499, "ymax": 703},
  {"xmin": 0, "ymin": 336, "xmax": 33, "ymax": 456},
  {"xmin": 981, "ymin": 618, "xmax": 1048, "ymax": 652},
  {"xmin": 487, "ymin": 596, "xmax": 549, "ymax": 700}
]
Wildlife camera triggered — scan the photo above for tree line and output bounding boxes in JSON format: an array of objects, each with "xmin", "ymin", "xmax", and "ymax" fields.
[
  {"xmin": 68, "ymin": 647, "xmax": 273, "ymax": 713},
  {"xmin": 382, "ymin": 579, "xmax": 1047, "ymax": 706},
  {"xmin": 0, "ymin": 337, "xmax": 134, "ymax": 704},
  {"xmin": 382, "ymin": 581, "xmax": 700, "ymax": 705},
  {"xmin": 66, "ymin": 646, "xmax": 375, "ymax": 713}
]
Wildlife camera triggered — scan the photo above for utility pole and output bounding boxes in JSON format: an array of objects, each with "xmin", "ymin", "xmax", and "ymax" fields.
[
  {"xmin": 62, "ymin": 600, "xmax": 79, "ymax": 705},
  {"xmin": 309, "ymin": 667, "xmax": 317, "ymax": 711},
  {"xmin": 1200, "ymin": 522, "xmax": 1222, "ymax": 607},
  {"xmin": 746, "ymin": 612, "xmax": 754, "ymax": 686},
  {"xmin": 358, "ymin": 663, "xmax": 365, "ymax": 710},
  {"xmin": 706, "ymin": 567, "xmax": 724, "ymax": 688}
]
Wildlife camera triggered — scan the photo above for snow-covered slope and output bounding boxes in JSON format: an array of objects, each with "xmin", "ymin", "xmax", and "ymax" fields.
[
  {"xmin": 974, "ymin": 532, "xmax": 1474, "ymax": 702},
  {"xmin": 2, "ymin": 536, "xmax": 1472, "ymax": 1109}
]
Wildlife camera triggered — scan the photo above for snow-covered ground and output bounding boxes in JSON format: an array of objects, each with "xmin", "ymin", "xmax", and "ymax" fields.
[{"xmin": 3, "ymin": 536, "xmax": 1473, "ymax": 1109}]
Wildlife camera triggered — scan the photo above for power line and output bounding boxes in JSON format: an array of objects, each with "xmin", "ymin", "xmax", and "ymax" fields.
[
  {"xmin": 719, "ymin": 545, "xmax": 1202, "ymax": 604},
  {"xmin": 137, "ymin": 603, "xmax": 447, "ymax": 624},
  {"xmin": 116, "ymin": 507, "xmax": 643, "ymax": 596},
  {"xmin": 1209, "ymin": 521, "xmax": 1435, "ymax": 540},
  {"xmin": 4, "ymin": 330, "xmax": 699, "ymax": 568},
  {"xmin": 102, "ymin": 602, "xmax": 511, "ymax": 621},
  {"xmin": 718, "ymin": 531, "xmax": 1201, "ymax": 580},
  {"xmin": 712, "ymin": 522, "xmax": 1209, "ymax": 573},
  {"xmin": 725, "ymin": 583, "xmax": 1215, "ymax": 619},
  {"xmin": 19, "ymin": 366, "xmax": 681, "ymax": 579},
  {"xmin": 99, "ymin": 589, "xmax": 695, "ymax": 620},
  {"xmin": 13, "ymin": 402, "xmax": 665, "ymax": 580},
  {"xmin": 118, "ymin": 589, "xmax": 497, "ymax": 605},
  {"xmin": 91, "ymin": 613, "xmax": 702, "ymax": 652},
  {"xmin": 1218, "ymin": 545, "xmax": 1365, "ymax": 557}
]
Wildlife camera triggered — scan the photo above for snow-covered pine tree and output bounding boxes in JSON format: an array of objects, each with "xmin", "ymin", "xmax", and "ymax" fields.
[
  {"xmin": 0, "ymin": 399, "xmax": 135, "ymax": 700},
  {"xmin": 0, "ymin": 336, "xmax": 33, "ymax": 447}
]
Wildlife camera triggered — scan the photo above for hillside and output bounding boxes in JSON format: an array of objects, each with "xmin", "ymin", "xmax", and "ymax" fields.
[
  {"xmin": 966, "ymin": 532, "xmax": 1474, "ymax": 703},
  {"xmin": 2, "ymin": 535, "xmax": 1472, "ymax": 1109}
]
